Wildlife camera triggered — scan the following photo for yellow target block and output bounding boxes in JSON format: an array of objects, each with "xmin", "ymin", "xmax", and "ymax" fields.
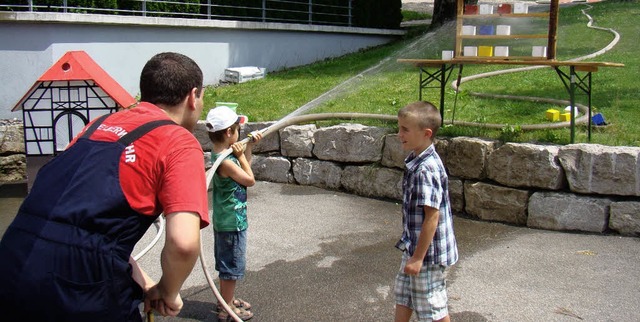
[
  {"xmin": 559, "ymin": 112, "xmax": 572, "ymax": 122},
  {"xmin": 546, "ymin": 109, "xmax": 560, "ymax": 122}
]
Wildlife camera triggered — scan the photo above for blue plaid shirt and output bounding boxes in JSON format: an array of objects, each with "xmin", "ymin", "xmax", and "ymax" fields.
[{"xmin": 395, "ymin": 144, "xmax": 458, "ymax": 266}]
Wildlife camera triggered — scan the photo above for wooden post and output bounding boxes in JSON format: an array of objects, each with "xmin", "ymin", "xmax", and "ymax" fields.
[
  {"xmin": 547, "ymin": 0, "xmax": 560, "ymax": 60},
  {"xmin": 455, "ymin": 0, "xmax": 465, "ymax": 58}
]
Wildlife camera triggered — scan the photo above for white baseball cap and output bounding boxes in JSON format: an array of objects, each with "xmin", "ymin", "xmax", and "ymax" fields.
[{"xmin": 205, "ymin": 106, "xmax": 248, "ymax": 132}]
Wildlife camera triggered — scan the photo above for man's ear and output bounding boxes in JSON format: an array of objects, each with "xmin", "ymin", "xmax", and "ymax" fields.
[{"xmin": 186, "ymin": 87, "xmax": 198, "ymax": 110}]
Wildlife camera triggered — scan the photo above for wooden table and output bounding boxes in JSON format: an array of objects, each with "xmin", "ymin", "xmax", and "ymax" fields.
[{"xmin": 397, "ymin": 58, "xmax": 624, "ymax": 143}]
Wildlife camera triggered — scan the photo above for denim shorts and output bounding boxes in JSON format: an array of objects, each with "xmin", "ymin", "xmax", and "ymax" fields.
[
  {"xmin": 214, "ymin": 230, "xmax": 247, "ymax": 280},
  {"xmin": 395, "ymin": 252, "xmax": 449, "ymax": 321}
]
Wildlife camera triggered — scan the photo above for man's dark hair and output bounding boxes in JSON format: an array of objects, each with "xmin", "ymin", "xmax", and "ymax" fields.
[{"xmin": 139, "ymin": 52, "xmax": 203, "ymax": 106}]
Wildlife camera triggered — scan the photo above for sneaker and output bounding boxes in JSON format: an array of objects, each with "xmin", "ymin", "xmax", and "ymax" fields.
[{"xmin": 217, "ymin": 304, "xmax": 253, "ymax": 322}]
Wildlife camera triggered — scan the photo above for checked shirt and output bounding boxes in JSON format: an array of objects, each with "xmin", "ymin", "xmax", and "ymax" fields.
[{"xmin": 395, "ymin": 144, "xmax": 458, "ymax": 266}]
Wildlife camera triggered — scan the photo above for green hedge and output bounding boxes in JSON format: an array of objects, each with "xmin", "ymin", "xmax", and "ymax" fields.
[
  {"xmin": 0, "ymin": 0, "xmax": 402, "ymax": 28},
  {"xmin": 117, "ymin": 0, "xmax": 200, "ymax": 18},
  {"xmin": 0, "ymin": 0, "xmax": 117, "ymax": 13},
  {"xmin": 352, "ymin": 0, "xmax": 401, "ymax": 29}
]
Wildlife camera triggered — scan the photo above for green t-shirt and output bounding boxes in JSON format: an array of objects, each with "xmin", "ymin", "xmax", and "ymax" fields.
[{"xmin": 211, "ymin": 152, "xmax": 248, "ymax": 232}]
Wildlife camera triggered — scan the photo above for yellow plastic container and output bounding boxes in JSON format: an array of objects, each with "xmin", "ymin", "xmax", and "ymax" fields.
[
  {"xmin": 559, "ymin": 112, "xmax": 572, "ymax": 122},
  {"xmin": 546, "ymin": 109, "xmax": 560, "ymax": 121},
  {"xmin": 215, "ymin": 102, "xmax": 238, "ymax": 111},
  {"xmin": 478, "ymin": 46, "xmax": 494, "ymax": 57}
]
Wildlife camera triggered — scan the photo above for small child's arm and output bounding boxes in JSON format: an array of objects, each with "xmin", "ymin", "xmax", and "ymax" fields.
[{"xmin": 404, "ymin": 206, "xmax": 440, "ymax": 275}]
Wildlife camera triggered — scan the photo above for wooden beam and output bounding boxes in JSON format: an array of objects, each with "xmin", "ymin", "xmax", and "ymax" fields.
[{"xmin": 547, "ymin": 0, "xmax": 560, "ymax": 59}]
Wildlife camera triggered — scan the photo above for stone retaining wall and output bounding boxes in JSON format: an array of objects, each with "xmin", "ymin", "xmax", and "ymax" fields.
[
  {"xmin": 223, "ymin": 122, "xmax": 640, "ymax": 237},
  {"xmin": 3, "ymin": 122, "xmax": 639, "ymax": 236},
  {"xmin": 0, "ymin": 124, "xmax": 26, "ymax": 182}
]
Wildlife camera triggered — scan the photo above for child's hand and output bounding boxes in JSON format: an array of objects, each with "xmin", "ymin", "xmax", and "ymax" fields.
[
  {"xmin": 231, "ymin": 142, "xmax": 246, "ymax": 158},
  {"xmin": 248, "ymin": 131, "xmax": 263, "ymax": 144},
  {"xmin": 404, "ymin": 256, "xmax": 423, "ymax": 276}
]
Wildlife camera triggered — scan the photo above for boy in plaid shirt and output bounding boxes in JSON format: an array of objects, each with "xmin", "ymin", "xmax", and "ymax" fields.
[{"xmin": 394, "ymin": 101, "xmax": 458, "ymax": 322}]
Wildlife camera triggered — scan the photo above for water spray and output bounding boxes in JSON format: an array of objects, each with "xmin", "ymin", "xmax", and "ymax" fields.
[{"xmin": 136, "ymin": 5, "xmax": 620, "ymax": 320}]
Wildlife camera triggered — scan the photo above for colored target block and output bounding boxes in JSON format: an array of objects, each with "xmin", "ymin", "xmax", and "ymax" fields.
[
  {"xmin": 478, "ymin": 46, "xmax": 494, "ymax": 57},
  {"xmin": 463, "ymin": 46, "xmax": 478, "ymax": 56},
  {"xmin": 532, "ymin": 46, "xmax": 547, "ymax": 58},
  {"xmin": 464, "ymin": 5, "xmax": 478, "ymax": 15},
  {"xmin": 495, "ymin": 46, "xmax": 509, "ymax": 57},
  {"xmin": 462, "ymin": 25, "xmax": 477, "ymax": 35},
  {"xmin": 479, "ymin": 4, "xmax": 494, "ymax": 14},
  {"xmin": 559, "ymin": 113, "xmax": 572, "ymax": 122},
  {"xmin": 496, "ymin": 25, "xmax": 511, "ymax": 35},
  {"xmin": 514, "ymin": 2, "xmax": 529, "ymax": 14},
  {"xmin": 497, "ymin": 4, "xmax": 512, "ymax": 14},
  {"xmin": 546, "ymin": 109, "xmax": 560, "ymax": 122},
  {"xmin": 478, "ymin": 25, "xmax": 495, "ymax": 35}
]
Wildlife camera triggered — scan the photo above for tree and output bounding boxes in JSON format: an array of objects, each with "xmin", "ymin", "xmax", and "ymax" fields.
[{"xmin": 430, "ymin": 0, "xmax": 477, "ymax": 29}]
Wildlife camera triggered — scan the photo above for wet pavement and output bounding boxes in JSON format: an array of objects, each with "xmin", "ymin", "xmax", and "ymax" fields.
[
  {"xmin": 2, "ymin": 181, "xmax": 638, "ymax": 321},
  {"xmin": 131, "ymin": 181, "xmax": 640, "ymax": 322},
  {"xmin": 0, "ymin": 182, "xmax": 26, "ymax": 238}
]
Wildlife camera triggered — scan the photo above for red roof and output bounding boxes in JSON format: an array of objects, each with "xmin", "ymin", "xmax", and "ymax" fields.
[{"xmin": 12, "ymin": 51, "xmax": 137, "ymax": 111}]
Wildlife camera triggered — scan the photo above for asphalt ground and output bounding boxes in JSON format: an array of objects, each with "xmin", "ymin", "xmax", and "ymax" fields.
[{"xmin": 134, "ymin": 181, "xmax": 640, "ymax": 322}]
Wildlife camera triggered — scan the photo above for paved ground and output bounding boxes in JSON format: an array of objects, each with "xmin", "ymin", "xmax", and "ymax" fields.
[{"xmin": 134, "ymin": 181, "xmax": 640, "ymax": 322}]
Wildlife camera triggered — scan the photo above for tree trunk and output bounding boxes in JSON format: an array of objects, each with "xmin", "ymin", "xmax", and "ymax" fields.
[{"xmin": 430, "ymin": 0, "xmax": 475, "ymax": 29}]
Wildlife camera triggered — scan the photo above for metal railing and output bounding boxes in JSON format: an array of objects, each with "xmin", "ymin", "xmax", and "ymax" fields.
[{"xmin": 0, "ymin": 0, "xmax": 353, "ymax": 27}]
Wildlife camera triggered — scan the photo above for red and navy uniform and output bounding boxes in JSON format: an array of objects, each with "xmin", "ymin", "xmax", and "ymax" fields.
[{"xmin": 0, "ymin": 103, "xmax": 209, "ymax": 321}]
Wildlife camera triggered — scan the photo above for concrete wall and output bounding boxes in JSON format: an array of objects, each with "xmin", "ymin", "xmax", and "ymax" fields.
[{"xmin": 0, "ymin": 12, "xmax": 403, "ymax": 119}]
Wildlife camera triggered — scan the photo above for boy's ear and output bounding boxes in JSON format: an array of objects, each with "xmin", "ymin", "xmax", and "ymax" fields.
[{"xmin": 424, "ymin": 128, "xmax": 433, "ymax": 139}]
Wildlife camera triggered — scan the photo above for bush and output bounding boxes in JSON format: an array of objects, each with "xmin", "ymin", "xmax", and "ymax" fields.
[{"xmin": 353, "ymin": 0, "xmax": 401, "ymax": 29}]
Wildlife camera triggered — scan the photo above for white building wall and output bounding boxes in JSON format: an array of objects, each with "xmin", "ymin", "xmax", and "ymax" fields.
[{"xmin": 0, "ymin": 12, "xmax": 404, "ymax": 119}]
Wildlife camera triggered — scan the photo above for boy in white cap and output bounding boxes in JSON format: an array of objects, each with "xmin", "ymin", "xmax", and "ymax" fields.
[{"xmin": 205, "ymin": 105, "xmax": 263, "ymax": 321}]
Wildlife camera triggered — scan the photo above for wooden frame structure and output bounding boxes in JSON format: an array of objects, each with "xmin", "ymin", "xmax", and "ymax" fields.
[
  {"xmin": 455, "ymin": 0, "xmax": 559, "ymax": 60},
  {"xmin": 398, "ymin": 0, "xmax": 624, "ymax": 143}
]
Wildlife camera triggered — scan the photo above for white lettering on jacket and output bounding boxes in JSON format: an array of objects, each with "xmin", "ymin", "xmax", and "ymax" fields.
[
  {"xmin": 125, "ymin": 144, "xmax": 136, "ymax": 163},
  {"xmin": 98, "ymin": 124, "xmax": 128, "ymax": 138}
]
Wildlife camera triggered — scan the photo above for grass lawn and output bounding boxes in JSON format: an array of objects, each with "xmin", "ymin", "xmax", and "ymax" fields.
[{"xmin": 203, "ymin": 0, "xmax": 639, "ymax": 146}]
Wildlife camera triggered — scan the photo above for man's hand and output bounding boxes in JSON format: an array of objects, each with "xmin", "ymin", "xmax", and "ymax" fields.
[{"xmin": 144, "ymin": 284, "xmax": 183, "ymax": 317}]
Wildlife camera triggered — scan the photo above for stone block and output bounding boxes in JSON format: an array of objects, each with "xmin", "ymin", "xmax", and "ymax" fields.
[
  {"xmin": 449, "ymin": 177, "xmax": 464, "ymax": 213},
  {"xmin": 528, "ymin": 192, "xmax": 611, "ymax": 233},
  {"xmin": 445, "ymin": 137, "xmax": 497, "ymax": 179},
  {"xmin": 609, "ymin": 201, "xmax": 640, "ymax": 236},
  {"xmin": 381, "ymin": 134, "xmax": 407, "ymax": 169},
  {"xmin": 434, "ymin": 137, "xmax": 450, "ymax": 168},
  {"xmin": 0, "ymin": 154, "xmax": 26, "ymax": 182},
  {"xmin": 313, "ymin": 124, "xmax": 388, "ymax": 163},
  {"xmin": 0, "ymin": 125, "xmax": 25, "ymax": 154},
  {"xmin": 341, "ymin": 165, "xmax": 402, "ymax": 201},
  {"xmin": 292, "ymin": 158, "xmax": 342, "ymax": 190},
  {"xmin": 487, "ymin": 143, "xmax": 565, "ymax": 190},
  {"xmin": 464, "ymin": 181, "xmax": 529, "ymax": 225},
  {"xmin": 280, "ymin": 124, "xmax": 316, "ymax": 158},
  {"xmin": 559, "ymin": 144, "xmax": 640, "ymax": 196},
  {"xmin": 252, "ymin": 155, "xmax": 293, "ymax": 183},
  {"xmin": 242, "ymin": 122, "xmax": 280, "ymax": 153}
]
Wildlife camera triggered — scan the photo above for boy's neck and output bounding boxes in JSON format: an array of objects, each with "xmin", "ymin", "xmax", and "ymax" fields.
[
  {"xmin": 413, "ymin": 139, "xmax": 433, "ymax": 156},
  {"xmin": 212, "ymin": 140, "xmax": 232, "ymax": 153}
]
